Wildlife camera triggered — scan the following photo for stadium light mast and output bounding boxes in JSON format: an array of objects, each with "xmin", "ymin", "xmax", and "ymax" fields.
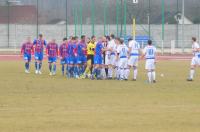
[
  {"xmin": 120, "ymin": 0, "xmax": 123, "ymax": 37},
  {"xmin": 7, "ymin": 0, "xmax": 21, "ymax": 48},
  {"xmin": 161, "ymin": 0, "xmax": 165, "ymax": 54},
  {"xmin": 66, "ymin": 0, "xmax": 68, "ymax": 37},
  {"xmin": 132, "ymin": 0, "xmax": 138, "ymax": 40},
  {"xmin": 148, "ymin": 0, "xmax": 151, "ymax": 38},
  {"xmin": 36, "ymin": 0, "xmax": 38, "ymax": 38},
  {"xmin": 181, "ymin": 0, "xmax": 185, "ymax": 53}
]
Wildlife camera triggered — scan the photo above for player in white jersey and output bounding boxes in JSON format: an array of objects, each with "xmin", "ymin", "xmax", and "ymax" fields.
[
  {"xmin": 114, "ymin": 39, "xmax": 120, "ymax": 79},
  {"xmin": 142, "ymin": 40, "xmax": 157, "ymax": 83},
  {"xmin": 187, "ymin": 37, "xmax": 200, "ymax": 81},
  {"xmin": 127, "ymin": 38, "xmax": 141, "ymax": 81},
  {"xmin": 116, "ymin": 38, "xmax": 129, "ymax": 80},
  {"xmin": 107, "ymin": 34, "xmax": 117, "ymax": 79}
]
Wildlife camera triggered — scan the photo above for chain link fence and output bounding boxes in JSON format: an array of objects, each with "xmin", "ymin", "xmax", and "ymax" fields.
[{"xmin": 0, "ymin": 0, "xmax": 200, "ymax": 54}]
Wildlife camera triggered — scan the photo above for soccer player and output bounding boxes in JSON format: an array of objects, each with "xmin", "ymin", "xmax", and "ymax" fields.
[
  {"xmin": 114, "ymin": 38, "xmax": 121, "ymax": 80},
  {"xmin": 82, "ymin": 35, "xmax": 96, "ymax": 78},
  {"xmin": 73, "ymin": 36, "xmax": 80, "ymax": 78},
  {"xmin": 59, "ymin": 38, "xmax": 68, "ymax": 76},
  {"xmin": 46, "ymin": 39, "xmax": 59, "ymax": 76},
  {"xmin": 142, "ymin": 40, "xmax": 157, "ymax": 83},
  {"xmin": 107, "ymin": 34, "xmax": 117, "ymax": 79},
  {"xmin": 187, "ymin": 37, "xmax": 200, "ymax": 81},
  {"xmin": 76, "ymin": 35, "xmax": 87, "ymax": 77},
  {"xmin": 91, "ymin": 36, "xmax": 107, "ymax": 80},
  {"xmin": 104, "ymin": 36, "xmax": 110, "ymax": 78},
  {"xmin": 21, "ymin": 37, "xmax": 34, "ymax": 73},
  {"xmin": 33, "ymin": 34, "xmax": 47, "ymax": 74},
  {"xmin": 116, "ymin": 38, "xmax": 129, "ymax": 80},
  {"xmin": 67, "ymin": 37, "xmax": 77, "ymax": 78},
  {"xmin": 128, "ymin": 38, "xmax": 141, "ymax": 81}
]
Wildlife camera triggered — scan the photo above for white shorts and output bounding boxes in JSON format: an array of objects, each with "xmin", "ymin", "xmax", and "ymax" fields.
[
  {"xmin": 191, "ymin": 57, "xmax": 200, "ymax": 66},
  {"xmin": 128, "ymin": 56, "xmax": 139, "ymax": 67},
  {"xmin": 105, "ymin": 54, "xmax": 110, "ymax": 65},
  {"xmin": 110, "ymin": 54, "xmax": 116, "ymax": 66},
  {"xmin": 119, "ymin": 58, "xmax": 128, "ymax": 69},
  {"xmin": 145, "ymin": 59, "xmax": 155, "ymax": 70},
  {"xmin": 115, "ymin": 59, "xmax": 119, "ymax": 67}
]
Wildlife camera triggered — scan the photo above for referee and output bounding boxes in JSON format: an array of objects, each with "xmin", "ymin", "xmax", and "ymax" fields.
[{"xmin": 82, "ymin": 35, "xmax": 96, "ymax": 78}]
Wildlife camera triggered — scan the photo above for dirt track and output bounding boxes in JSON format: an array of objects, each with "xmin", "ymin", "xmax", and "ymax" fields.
[{"xmin": 0, "ymin": 54, "xmax": 192, "ymax": 61}]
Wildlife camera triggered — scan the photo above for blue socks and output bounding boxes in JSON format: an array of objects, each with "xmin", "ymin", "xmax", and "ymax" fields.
[
  {"xmin": 25, "ymin": 62, "xmax": 29, "ymax": 70},
  {"xmin": 53, "ymin": 64, "xmax": 56, "ymax": 73},
  {"xmin": 62, "ymin": 65, "xmax": 65, "ymax": 75},
  {"xmin": 49, "ymin": 64, "xmax": 52, "ymax": 72},
  {"xmin": 39, "ymin": 63, "xmax": 42, "ymax": 70}
]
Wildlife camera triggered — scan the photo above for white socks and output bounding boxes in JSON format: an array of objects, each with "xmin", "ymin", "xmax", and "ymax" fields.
[
  {"xmin": 108, "ymin": 67, "xmax": 112, "ymax": 78},
  {"xmin": 152, "ymin": 71, "xmax": 156, "ymax": 81},
  {"xmin": 147, "ymin": 71, "xmax": 156, "ymax": 82},
  {"xmin": 190, "ymin": 69, "xmax": 195, "ymax": 79},
  {"xmin": 120, "ymin": 68, "xmax": 124, "ymax": 79},
  {"xmin": 148, "ymin": 72, "xmax": 152, "ymax": 82},
  {"xmin": 133, "ymin": 68, "xmax": 138, "ymax": 80},
  {"xmin": 125, "ymin": 68, "xmax": 130, "ymax": 79}
]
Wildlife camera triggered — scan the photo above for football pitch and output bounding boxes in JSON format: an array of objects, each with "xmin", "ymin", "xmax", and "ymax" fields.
[{"xmin": 0, "ymin": 59, "xmax": 200, "ymax": 132}]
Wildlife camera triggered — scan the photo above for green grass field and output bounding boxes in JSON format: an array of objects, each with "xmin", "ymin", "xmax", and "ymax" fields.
[{"xmin": 0, "ymin": 60, "xmax": 200, "ymax": 132}]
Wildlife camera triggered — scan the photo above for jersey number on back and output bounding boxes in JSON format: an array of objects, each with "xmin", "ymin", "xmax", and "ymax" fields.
[{"xmin": 148, "ymin": 49, "xmax": 154, "ymax": 55}]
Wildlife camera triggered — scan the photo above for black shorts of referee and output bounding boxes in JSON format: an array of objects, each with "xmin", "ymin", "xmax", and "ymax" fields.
[{"xmin": 87, "ymin": 55, "xmax": 94, "ymax": 65}]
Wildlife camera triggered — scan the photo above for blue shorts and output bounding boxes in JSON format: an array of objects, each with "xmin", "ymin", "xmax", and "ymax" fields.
[
  {"xmin": 76, "ymin": 56, "xmax": 87, "ymax": 64},
  {"xmin": 94, "ymin": 55, "xmax": 102, "ymax": 64},
  {"xmin": 60, "ymin": 57, "xmax": 68, "ymax": 65},
  {"xmin": 34, "ymin": 52, "xmax": 43, "ymax": 61},
  {"xmin": 24, "ymin": 53, "xmax": 31, "ymax": 61},
  {"xmin": 68, "ymin": 56, "xmax": 76, "ymax": 64},
  {"xmin": 48, "ymin": 57, "xmax": 57, "ymax": 63}
]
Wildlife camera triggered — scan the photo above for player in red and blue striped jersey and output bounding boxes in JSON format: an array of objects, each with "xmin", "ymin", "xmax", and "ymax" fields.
[
  {"xmin": 76, "ymin": 35, "xmax": 87, "ymax": 77},
  {"xmin": 59, "ymin": 38, "xmax": 68, "ymax": 76},
  {"xmin": 21, "ymin": 37, "xmax": 34, "ymax": 74},
  {"xmin": 46, "ymin": 39, "xmax": 59, "ymax": 76},
  {"xmin": 67, "ymin": 37, "xmax": 77, "ymax": 78},
  {"xmin": 33, "ymin": 34, "xmax": 47, "ymax": 75}
]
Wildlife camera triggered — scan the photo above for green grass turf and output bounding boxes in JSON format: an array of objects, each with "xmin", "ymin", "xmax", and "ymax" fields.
[{"xmin": 0, "ymin": 60, "xmax": 200, "ymax": 132}]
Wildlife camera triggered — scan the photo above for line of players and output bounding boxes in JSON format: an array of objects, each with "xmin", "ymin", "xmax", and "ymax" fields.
[{"xmin": 20, "ymin": 34, "xmax": 200, "ymax": 82}]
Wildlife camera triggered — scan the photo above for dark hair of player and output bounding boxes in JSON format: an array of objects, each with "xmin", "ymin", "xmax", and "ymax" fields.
[
  {"xmin": 71, "ymin": 37, "xmax": 76, "ymax": 40},
  {"xmin": 128, "ymin": 36, "xmax": 133, "ymax": 42},
  {"xmin": 115, "ymin": 37, "xmax": 120, "ymax": 42},
  {"xmin": 110, "ymin": 34, "xmax": 115, "ymax": 39},
  {"xmin": 148, "ymin": 40, "xmax": 152, "ymax": 45},
  {"xmin": 39, "ymin": 34, "xmax": 43, "ymax": 37},
  {"xmin": 192, "ymin": 37, "xmax": 196, "ymax": 42},
  {"xmin": 91, "ymin": 35, "xmax": 96, "ymax": 39},
  {"xmin": 63, "ymin": 37, "xmax": 67, "ymax": 41},
  {"xmin": 81, "ymin": 35, "xmax": 85, "ymax": 40},
  {"xmin": 106, "ymin": 36, "xmax": 110, "ymax": 41},
  {"xmin": 75, "ymin": 36, "xmax": 79, "ymax": 40},
  {"xmin": 120, "ymin": 39, "xmax": 124, "ymax": 44}
]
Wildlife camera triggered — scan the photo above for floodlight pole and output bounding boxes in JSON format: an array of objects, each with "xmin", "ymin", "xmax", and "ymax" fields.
[
  {"xmin": 36, "ymin": 0, "xmax": 39, "ymax": 38},
  {"xmin": 80, "ymin": 0, "xmax": 83, "ymax": 36},
  {"xmin": 66, "ymin": 0, "xmax": 68, "ymax": 37},
  {"xmin": 120, "ymin": 0, "xmax": 123, "ymax": 37},
  {"xmin": 103, "ymin": 0, "xmax": 107, "ymax": 36},
  {"xmin": 176, "ymin": 0, "xmax": 179, "ymax": 47},
  {"xmin": 7, "ymin": 1, "xmax": 10, "ymax": 47},
  {"xmin": 161, "ymin": 0, "xmax": 165, "ymax": 54},
  {"xmin": 181, "ymin": 0, "xmax": 185, "ymax": 53},
  {"xmin": 123, "ymin": 0, "xmax": 127, "ymax": 36},
  {"xmin": 148, "ymin": 0, "xmax": 151, "ymax": 38},
  {"xmin": 116, "ymin": 0, "xmax": 119, "ymax": 37}
]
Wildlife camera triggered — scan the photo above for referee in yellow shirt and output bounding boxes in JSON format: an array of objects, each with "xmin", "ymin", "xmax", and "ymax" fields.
[{"xmin": 82, "ymin": 36, "xmax": 96, "ymax": 78}]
